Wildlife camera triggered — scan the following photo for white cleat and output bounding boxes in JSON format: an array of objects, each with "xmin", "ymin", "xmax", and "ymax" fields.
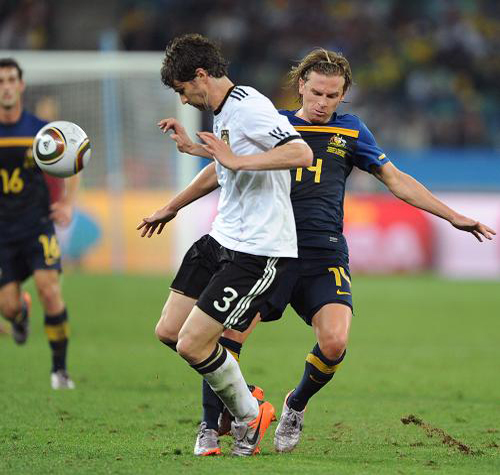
[
  {"xmin": 51, "ymin": 370, "xmax": 75, "ymax": 390},
  {"xmin": 274, "ymin": 391, "xmax": 305, "ymax": 453},
  {"xmin": 194, "ymin": 422, "xmax": 221, "ymax": 456}
]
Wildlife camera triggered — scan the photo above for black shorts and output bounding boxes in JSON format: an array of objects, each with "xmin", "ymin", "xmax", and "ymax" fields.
[
  {"xmin": 171, "ymin": 234, "xmax": 294, "ymax": 331},
  {"xmin": 259, "ymin": 247, "xmax": 353, "ymax": 326},
  {"xmin": 0, "ymin": 221, "xmax": 62, "ymax": 288}
]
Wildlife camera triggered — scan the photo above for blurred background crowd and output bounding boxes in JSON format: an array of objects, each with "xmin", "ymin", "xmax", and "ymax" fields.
[{"xmin": 1, "ymin": 0, "xmax": 499, "ymax": 149}]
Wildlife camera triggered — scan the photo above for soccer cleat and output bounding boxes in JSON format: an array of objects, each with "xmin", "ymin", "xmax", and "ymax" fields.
[
  {"xmin": 11, "ymin": 292, "xmax": 31, "ymax": 345},
  {"xmin": 249, "ymin": 384, "xmax": 264, "ymax": 401},
  {"xmin": 274, "ymin": 391, "xmax": 305, "ymax": 453},
  {"xmin": 231, "ymin": 400, "xmax": 275, "ymax": 456},
  {"xmin": 218, "ymin": 384, "xmax": 267, "ymax": 436},
  {"xmin": 194, "ymin": 422, "xmax": 222, "ymax": 456},
  {"xmin": 51, "ymin": 370, "xmax": 76, "ymax": 390}
]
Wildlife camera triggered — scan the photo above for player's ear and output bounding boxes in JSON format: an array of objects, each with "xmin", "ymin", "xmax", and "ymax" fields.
[
  {"xmin": 194, "ymin": 68, "xmax": 209, "ymax": 81},
  {"xmin": 298, "ymin": 78, "xmax": 305, "ymax": 96}
]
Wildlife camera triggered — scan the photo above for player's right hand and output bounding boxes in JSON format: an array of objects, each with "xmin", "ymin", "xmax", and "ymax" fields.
[
  {"xmin": 136, "ymin": 206, "xmax": 178, "ymax": 238},
  {"xmin": 450, "ymin": 214, "xmax": 496, "ymax": 242},
  {"xmin": 157, "ymin": 118, "xmax": 194, "ymax": 154}
]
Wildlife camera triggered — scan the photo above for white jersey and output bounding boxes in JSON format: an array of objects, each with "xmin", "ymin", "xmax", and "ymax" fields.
[{"xmin": 209, "ymin": 85, "xmax": 303, "ymax": 258}]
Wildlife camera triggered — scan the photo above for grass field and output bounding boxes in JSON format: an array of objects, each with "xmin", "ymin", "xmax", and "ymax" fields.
[{"xmin": 0, "ymin": 273, "xmax": 499, "ymax": 474}]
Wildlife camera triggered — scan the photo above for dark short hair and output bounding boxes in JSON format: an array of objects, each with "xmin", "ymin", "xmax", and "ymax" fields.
[
  {"xmin": 161, "ymin": 33, "xmax": 228, "ymax": 88},
  {"xmin": 0, "ymin": 58, "xmax": 23, "ymax": 80}
]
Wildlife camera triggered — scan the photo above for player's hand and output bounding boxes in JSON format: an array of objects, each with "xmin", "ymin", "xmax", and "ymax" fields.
[
  {"xmin": 451, "ymin": 214, "xmax": 496, "ymax": 242},
  {"xmin": 50, "ymin": 201, "xmax": 73, "ymax": 227},
  {"xmin": 157, "ymin": 118, "xmax": 194, "ymax": 154},
  {"xmin": 197, "ymin": 132, "xmax": 239, "ymax": 170},
  {"xmin": 136, "ymin": 206, "xmax": 178, "ymax": 238}
]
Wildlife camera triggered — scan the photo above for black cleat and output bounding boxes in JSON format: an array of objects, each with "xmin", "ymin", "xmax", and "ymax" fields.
[{"xmin": 12, "ymin": 292, "xmax": 31, "ymax": 345}]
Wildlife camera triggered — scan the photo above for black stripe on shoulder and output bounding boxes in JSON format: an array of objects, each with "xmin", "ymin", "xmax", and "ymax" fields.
[
  {"xmin": 233, "ymin": 87, "xmax": 249, "ymax": 97},
  {"xmin": 229, "ymin": 93, "xmax": 243, "ymax": 101},
  {"xmin": 230, "ymin": 89, "xmax": 246, "ymax": 100},
  {"xmin": 274, "ymin": 134, "xmax": 303, "ymax": 147}
]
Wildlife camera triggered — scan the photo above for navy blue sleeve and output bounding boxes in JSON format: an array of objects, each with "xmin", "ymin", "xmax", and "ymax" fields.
[{"xmin": 352, "ymin": 120, "xmax": 389, "ymax": 172}]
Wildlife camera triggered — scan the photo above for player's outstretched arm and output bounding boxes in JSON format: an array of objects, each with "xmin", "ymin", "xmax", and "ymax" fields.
[
  {"xmin": 49, "ymin": 174, "xmax": 80, "ymax": 227},
  {"xmin": 158, "ymin": 118, "xmax": 212, "ymax": 159},
  {"xmin": 197, "ymin": 132, "xmax": 313, "ymax": 170},
  {"xmin": 372, "ymin": 162, "xmax": 496, "ymax": 242},
  {"xmin": 137, "ymin": 162, "xmax": 219, "ymax": 238}
]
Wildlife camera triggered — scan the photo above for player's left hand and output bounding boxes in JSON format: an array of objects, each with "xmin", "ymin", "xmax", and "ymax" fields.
[
  {"xmin": 50, "ymin": 201, "xmax": 73, "ymax": 227},
  {"xmin": 137, "ymin": 206, "xmax": 178, "ymax": 238},
  {"xmin": 197, "ymin": 132, "xmax": 239, "ymax": 170},
  {"xmin": 451, "ymin": 214, "xmax": 496, "ymax": 242}
]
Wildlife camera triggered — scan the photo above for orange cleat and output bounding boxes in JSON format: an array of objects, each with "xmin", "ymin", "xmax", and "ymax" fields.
[
  {"xmin": 231, "ymin": 400, "xmax": 276, "ymax": 456},
  {"xmin": 218, "ymin": 384, "xmax": 273, "ymax": 436}
]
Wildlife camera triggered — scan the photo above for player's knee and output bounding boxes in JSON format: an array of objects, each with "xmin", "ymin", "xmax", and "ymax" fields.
[
  {"xmin": 154, "ymin": 320, "xmax": 178, "ymax": 345},
  {"xmin": 37, "ymin": 282, "xmax": 63, "ymax": 312},
  {"xmin": 0, "ymin": 301, "xmax": 22, "ymax": 320},
  {"xmin": 319, "ymin": 333, "xmax": 348, "ymax": 361},
  {"xmin": 175, "ymin": 334, "xmax": 199, "ymax": 362}
]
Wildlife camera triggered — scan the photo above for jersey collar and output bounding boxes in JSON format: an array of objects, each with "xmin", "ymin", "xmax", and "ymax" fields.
[
  {"xmin": 291, "ymin": 110, "xmax": 337, "ymax": 125},
  {"xmin": 214, "ymin": 85, "xmax": 236, "ymax": 115}
]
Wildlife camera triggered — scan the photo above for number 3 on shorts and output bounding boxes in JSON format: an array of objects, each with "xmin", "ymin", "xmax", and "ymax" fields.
[{"xmin": 214, "ymin": 287, "xmax": 238, "ymax": 312}]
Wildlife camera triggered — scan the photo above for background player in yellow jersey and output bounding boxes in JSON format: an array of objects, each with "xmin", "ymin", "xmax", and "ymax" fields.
[
  {"xmin": 141, "ymin": 48, "xmax": 495, "ymax": 455},
  {"xmin": 0, "ymin": 58, "xmax": 79, "ymax": 389}
]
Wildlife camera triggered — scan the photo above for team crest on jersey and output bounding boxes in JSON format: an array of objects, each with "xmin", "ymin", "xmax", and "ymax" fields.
[
  {"xmin": 330, "ymin": 134, "xmax": 347, "ymax": 148},
  {"xmin": 221, "ymin": 129, "xmax": 230, "ymax": 145},
  {"xmin": 327, "ymin": 134, "xmax": 348, "ymax": 157}
]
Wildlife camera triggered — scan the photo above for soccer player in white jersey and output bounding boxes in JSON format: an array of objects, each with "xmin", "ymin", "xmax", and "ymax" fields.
[
  {"xmin": 137, "ymin": 34, "xmax": 312, "ymax": 456},
  {"xmin": 140, "ymin": 43, "xmax": 496, "ymax": 457}
]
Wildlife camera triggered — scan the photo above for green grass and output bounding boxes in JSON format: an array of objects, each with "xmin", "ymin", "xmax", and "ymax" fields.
[{"xmin": 0, "ymin": 273, "xmax": 499, "ymax": 474}]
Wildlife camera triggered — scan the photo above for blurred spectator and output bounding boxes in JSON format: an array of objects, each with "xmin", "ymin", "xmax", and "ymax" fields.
[
  {"xmin": 3, "ymin": 0, "xmax": 499, "ymax": 149},
  {"xmin": 0, "ymin": 0, "xmax": 51, "ymax": 49},
  {"xmin": 115, "ymin": 0, "xmax": 499, "ymax": 149}
]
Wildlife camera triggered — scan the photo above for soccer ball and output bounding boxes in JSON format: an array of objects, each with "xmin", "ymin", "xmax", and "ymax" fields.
[{"xmin": 33, "ymin": 121, "xmax": 91, "ymax": 178}]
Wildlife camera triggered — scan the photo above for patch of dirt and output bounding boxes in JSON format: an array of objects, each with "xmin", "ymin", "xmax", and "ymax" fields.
[{"xmin": 401, "ymin": 414, "xmax": 482, "ymax": 456}]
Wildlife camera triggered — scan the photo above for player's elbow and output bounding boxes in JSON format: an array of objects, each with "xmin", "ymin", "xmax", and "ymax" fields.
[{"xmin": 296, "ymin": 143, "xmax": 313, "ymax": 167}]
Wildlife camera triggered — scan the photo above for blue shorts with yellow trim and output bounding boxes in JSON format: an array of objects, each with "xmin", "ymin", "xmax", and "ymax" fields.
[
  {"xmin": 0, "ymin": 220, "xmax": 62, "ymax": 287},
  {"xmin": 259, "ymin": 247, "xmax": 353, "ymax": 326}
]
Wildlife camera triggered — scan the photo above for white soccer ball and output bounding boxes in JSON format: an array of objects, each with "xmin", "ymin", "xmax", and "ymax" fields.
[{"xmin": 33, "ymin": 121, "xmax": 91, "ymax": 178}]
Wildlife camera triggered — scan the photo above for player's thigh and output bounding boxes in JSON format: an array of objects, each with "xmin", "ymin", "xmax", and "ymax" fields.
[
  {"xmin": 156, "ymin": 235, "xmax": 220, "ymax": 341},
  {"xmin": 170, "ymin": 234, "xmax": 220, "ymax": 299},
  {"xmin": 0, "ymin": 281, "xmax": 22, "ymax": 318},
  {"xmin": 0, "ymin": 239, "xmax": 31, "ymax": 290},
  {"xmin": 177, "ymin": 305, "xmax": 225, "ymax": 363},
  {"xmin": 32, "ymin": 269, "xmax": 64, "ymax": 314},
  {"xmin": 311, "ymin": 303, "xmax": 352, "ymax": 358},
  {"xmin": 26, "ymin": 224, "xmax": 63, "ymax": 276},
  {"xmin": 156, "ymin": 291, "xmax": 197, "ymax": 342},
  {"xmin": 258, "ymin": 259, "xmax": 299, "ymax": 324},
  {"xmin": 292, "ymin": 263, "xmax": 353, "ymax": 326},
  {"xmin": 197, "ymin": 253, "xmax": 293, "ymax": 332}
]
